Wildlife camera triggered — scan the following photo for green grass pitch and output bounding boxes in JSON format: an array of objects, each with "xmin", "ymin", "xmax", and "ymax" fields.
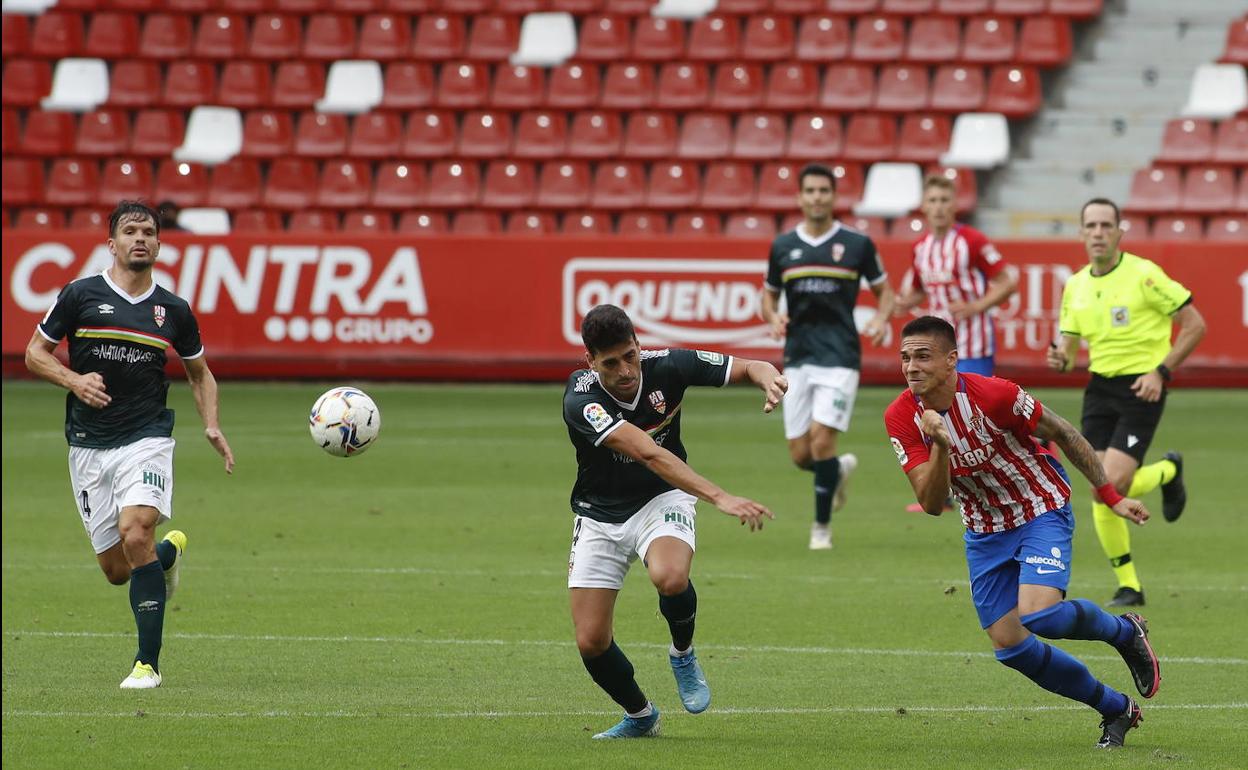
[{"xmin": 3, "ymin": 380, "xmax": 1245, "ymax": 769}]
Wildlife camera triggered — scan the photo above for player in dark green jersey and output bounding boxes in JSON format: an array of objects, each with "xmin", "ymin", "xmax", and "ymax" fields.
[
  {"xmin": 25, "ymin": 200, "xmax": 234, "ymax": 689},
  {"xmin": 760, "ymin": 163, "xmax": 896, "ymax": 549},
  {"xmin": 1047, "ymin": 198, "xmax": 1206, "ymax": 607},
  {"xmin": 564, "ymin": 304, "xmax": 786, "ymax": 739}
]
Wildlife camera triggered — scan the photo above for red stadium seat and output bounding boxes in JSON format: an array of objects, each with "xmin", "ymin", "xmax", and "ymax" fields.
[
  {"xmin": 68, "ymin": 207, "xmax": 108, "ymax": 231},
  {"xmin": 875, "ymin": 64, "xmax": 931, "ymax": 112},
  {"xmin": 828, "ymin": 0, "xmax": 879, "ymax": 11},
  {"xmin": 843, "ymin": 114, "xmax": 897, "ymax": 162},
  {"xmin": 451, "ymin": 211, "xmax": 501, "ymax": 234},
  {"xmin": 207, "ymin": 158, "xmax": 263, "ymax": 208},
  {"xmin": 155, "ymin": 159, "xmax": 208, "ymax": 207},
  {"xmin": 130, "ymin": 109, "xmax": 185, "ymax": 157},
  {"xmin": 710, "ymin": 62, "xmax": 765, "ymax": 110},
  {"xmin": 561, "ymin": 211, "xmax": 613, "ymax": 235},
  {"xmin": 218, "ymin": 61, "xmax": 272, "ymax": 109},
  {"xmin": 1207, "ymin": 214, "xmax": 1247, "ymax": 241},
  {"xmin": 273, "ymin": 63, "xmax": 325, "ymax": 108},
  {"xmin": 1150, "ymin": 214, "xmax": 1203, "ymax": 241},
  {"xmin": 98, "ymin": 159, "xmax": 153, "ymax": 206},
  {"xmin": 578, "ymin": 15, "xmax": 630, "ymax": 61},
  {"xmin": 21, "ymin": 110, "xmax": 76, "ymax": 156},
  {"xmin": 984, "ymin": 65, "xmax": 1041, "ymax": 117},
  {"xmin": 381, "ymin": 62, "xmax": 434, "ymax": 109},
  {"xmin": 480, "ymin": 160, "xmax": 537, "ymax": 207},
  {"xmin": 724, "ymin": 212, "xmax": 777, "ymax": 237},
  {"xmin": 359, "ymin": 14, "xmax": 411, "ymax": 60},
  {"xmin": 1017, "ymin": 16, "xmax": 1071, "ymax": 68},
  {"xmin": 138, "ymin": 14, "xmax": 191, "ymax": 59},
  {"xmin": 241, "ymin": 109, "xmax": 294, "ymax": 157},
  {"xmin": 397, "ymin": 211, "xmax": 448, "ymax": 234},
  {"xmin": 248, "ymin": 14, "xmax": 301, "ymax": 59},
  {"xmin": 317, "ymin": 160, "xmax": 372, "ymax": 208},
  {"xmin": 732, "ymin": 113, "xmax": 787, "ymax": 160},
  {"xmin": 788, "ymin": 113, "xmax": 843, "ymax": 160},
  {"xmin": 742, "ymin": 15, "xmax": 794, "ymax": 61},
  {"xmin": 288, "ymin": 210, "xmax": 339, "ymax": 233},
  {"xmin": 1049, "ymin": 0, "xmax": 1102, "ymax": 17},
  {"xmin": 671, "ymin": 212, "xmax": 721, "ymax": 236},
  {"xmin": 1222, "ymin": 16, "xmax": 1248, "ymax": 64},
  {"xmin": 889, "ymin": 214, "xmax": 926, "ymax": 238},
  {"xmin": 927, "ymin": 165, "xmax": 977, "ymax": 211},
  {"xmin": 678, "ymin": 112, "xmax": 732, "ymax": 158},
  {"xmin": 632, "ymin": 17, "xmax": 685, "ymax": 61},
  {"xmin": 551, "ymin": 0, "xmax": 605, "ymax": 13},
  {"xmin": 507, "ymin": 211, "xmax": 557, "ymax": 235},
  {"xmin": 3, "ymin": 14, "xmax": 30, "ymax": 58},
  {"xmin": 963, "ymin": 16, "xmax": 1015, "ymax": 63},
  {"xmin": 1180, "ymin": 166, "xmax": 1235, "ymax": 213},
  {"xmin": 1157, "ymin": 118, "xmax": 1214, "ymax": 164},
  {"xmin": 436, "ymin": 61, "xmax": 490, "ymax": 108},
  {"xmin": 536, "ymin": 160, "xmax": 591, "ymax": 207},
  {"xmin": 622, "ymin": 111, "xmax": 677, "ymax": 158},
  {"xmin": 618, "ymin": 211, "xmax": 666, "ymax": 236},
  {"xmin": 601, "ymin": 63, "xmax": 655, "ymax": 110},
  {"xmin": 466, "ymin": 15, "xmax": 519, "ymax": 61},
  {"xmin": 688, "ymin": 15, "xmax": 740, "ymax": 61},
  {"xmin": 547, "ymin": 63, "xmax": 601, "ymax": 109},
  {"xmin": 992, "ymin": 0, "xmax": 1044, "ymax": 14},
  {"xmin": 107, "ymin": 60, "xmax": 159, "ymax": 107},
  {"xmin": 294, "ymin": 112, "xmax": 348, "ymax": 157},
  {"xmin": 264, "ymin": 157, "xmax": 320, "ymax": 209},
  {"xmin": 646, "ymin": 161, "xmax": 700, "ymax": 208},
  {"xmin": 426, "ymin": 160, "xmax": 481, "ymax": 207},
  {"xmin": 656, "ymin": 63, "xmax": 711, "ymax": 109},
  {"xmin": 414, "ymin": 14, "xmax": 465, "ymax": 60},
  {"xmin": 492, "ymin": 64, "xmax": 546, "ymax": 110},
  {"xmin": 590, "ymin": 161, "xmax": 645, "ymax": 209},
  {"xmin": 348, "ymin": 112, "xmax": 401, "ymax": 158},
  {"xmin": 1124, "ymin": 166, "xmax": 1181, "ymax": 214},
  {"xmin": 568, "ymin": 111, "xmax": 622, "ymax": 158},
  {"xmin": 2, "ymin": 159, "xmax": 44, "ymax": 206},
  {"xmin": 1, "ymin": 110, "xmax": 18, "ymax": 154},
  {"xmin": 342, "ymin": 211, "xmax": 393, "ymax": 233},
  {"xmin": 84, "ymin": 12, "xmax": 139, "ymax": 59},
  {"xmin": 441, "ymin": 0, "xmax": 490, "ymax": 11},
  {"xmin": 851, "ymin": 15, "xmax": 904, "ymax": 63},
  {"xmin": 458, "ymin": 110, "xmax": 512, "ymax": 158},
  {"xmin": 165, "ymin": 0, "xmax": 213, "ymax": 11},
  {"xmin": 3, "ymin": 60, "xmax": 52, "ymax": 106},
  {"xmin": 163, "ymin": 62, "xmax": 217, "ymax": 109},
  {"xmin": 907, "ymin": 16, "xmax": 960, "ymax": 63},
  {"xmin": 401, "ymin": 110, "xmax": 456, "ymax": 157},
  {"xmin": 819, "ymin": 62, "xmax": 875, "ymax": 111},
  {"xmin": 700, "ymin": 161, "xmax": 755, "ymax": 209},
  {"xmin": 1213, "ymin": 116, "xmax": 1248, "ymax": 164},
  {"xmin": 897, "ymin": 113, "xmax": 951, "ymax": 162},
  {"xmin": 764, "ymin": 62, "xmax": 817, "ymax": 110},
  {"xmin": 717, "ymin": 0, "xmax": 768, "ymax": 13},
  {"xmin": 603, "ymin": 0, "xmax": 654, "ymax": 13},
  {"xmin": 841, "ymin": 215, "xmax": 886, "ymax": 235},
  {"xmin": 30, "ymin": 12, "xmax": 84, "ymax": 59},
  {"xmin": 513, "ymin": 110, "xmax": 568, "ymax": 158},
  {"xmin": 304, "ymin": 14, "xmax": 357, "ymax": 60},
  {"xmin": 371, "ymin": 161, "xmax": 426, "ymax": 208},
  {"xmin": 882, "ymin": 0, "xmax": 934, "ymax": 12},
  {"xmin": 14, "ymin": 207, "xmax": 64, "ymax": 230},
  {"xmin": 931, "ymin": 64, "xmax": 985, "ymax": 112},
  {"xmin": 193, "ymin": 14, "xmax": 247, "ymax": 59},
  {"xmin": 384, "ymin": 0, "xmax": 435, "ymax": 9},
  {"xmin": 796, "ymin": 15, "xmax": 850, "ymax": 61}
]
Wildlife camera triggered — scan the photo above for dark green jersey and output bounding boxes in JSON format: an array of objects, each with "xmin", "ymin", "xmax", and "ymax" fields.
[
  {"xmin": 37, "ymin": 272, "xmax": 203, "ymax": 449},
  {"xmin": 765, "ymin": 223, "xmax": 888, "ymax": 369},
  {"xmin": 563, "ymin": 348, "xmax": 732, "ymax": 524}
]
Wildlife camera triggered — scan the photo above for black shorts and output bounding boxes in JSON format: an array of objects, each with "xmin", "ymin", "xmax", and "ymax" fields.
[{"xmin": 1080, "ymin": 373, "xmax": 1166, "ymax": 464}]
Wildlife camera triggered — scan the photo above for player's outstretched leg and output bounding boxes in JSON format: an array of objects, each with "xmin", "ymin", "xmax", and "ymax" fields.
[
  {"xmin": 996, "ymin": 635, "xmax": 1133, "ymax": 733},
  {"xmin": 582, "ymin": 641, "xmax": 658, "ymax": 739},
  {"xmin": 1021, "ymin": 599, "xmax": 1159, "ymax": 698},
  {"xmin": 120, "ymin": 560, "xmax": 166, "ymax": 689},
  {"xmin": 593, "ymin": 704, "xmax": 661, "ymax": 740},
  {"xmin": 1097, "ymin": 698, "xmax": 1143, "ymax": 749},
  {"xmin": 1160, "ymin": 451, "xmax": 1186, "ymax": 522},
  {"xmin": 659, "ymin": 581, "xmax": 710, "ymax": 713},
  {"xmin": 157, "ymin": 530, "xmax": 186, "ymax": 601}
]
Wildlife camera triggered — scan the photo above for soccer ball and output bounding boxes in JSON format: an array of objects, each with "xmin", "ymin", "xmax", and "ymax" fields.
[{"xmin": 309, "ymin": 387, "xmax": 381, "ymax": 457}]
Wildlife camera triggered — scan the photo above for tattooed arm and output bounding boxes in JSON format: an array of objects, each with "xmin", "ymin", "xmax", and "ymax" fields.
[{"xmin": 1033, "ymin": 405, "xmax": 1150, "ymax": 525}]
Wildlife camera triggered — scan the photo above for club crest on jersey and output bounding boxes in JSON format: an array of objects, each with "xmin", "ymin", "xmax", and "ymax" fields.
[
  {"xmin": 153, "ymin": 305, "xmax": 166, "ymax": 327},
  {"xmin": 789, "ymin": 248, "xmax": 803, "ymax": 260},
  {"xmin": 831, "ymin": 243, "xmax": 845, "ymax": 263},
  {"xmin": 1111, "ymin": 306, "xmax": 1129, "ymax": 327},
  {"xmin": 967, "ymin": 411, "xmax": 992, "ymax": 443},
  {"xmin": 97, "ymin": 303, "xmax": 114, "ymax": 315},
  {"xmin": 648, "ymin": 390, "xmax": 666, "ymax": 414}
]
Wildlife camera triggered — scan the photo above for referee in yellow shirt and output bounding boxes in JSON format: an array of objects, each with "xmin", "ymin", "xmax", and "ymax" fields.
[{"xmin": 1047, "ymin": 198, "xmax": 1207, "ymax": 607}]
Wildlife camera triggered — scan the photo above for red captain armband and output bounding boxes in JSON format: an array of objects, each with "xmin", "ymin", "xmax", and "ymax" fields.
[{"xmin": 1096, "ymin": 483, "xmax": 1124, "ymax": 508}]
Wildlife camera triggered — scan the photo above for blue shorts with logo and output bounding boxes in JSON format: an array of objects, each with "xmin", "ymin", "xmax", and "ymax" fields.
[
  {"xmin": 957, "ymin": 355, "xmax": 995, "ymax": 377},
  {"xmin": 964, "ymin": 464, "xmax": 1074, "ymax": 628}
]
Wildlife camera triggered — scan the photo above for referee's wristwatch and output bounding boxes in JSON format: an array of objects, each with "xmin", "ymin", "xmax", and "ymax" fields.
[{"xmin": 1155, "ymin": 364, "xmax": 1172, "ymax": 382}]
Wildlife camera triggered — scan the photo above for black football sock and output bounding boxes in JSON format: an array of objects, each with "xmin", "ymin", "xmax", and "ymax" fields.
[
  {"xmin": 156, "ymin": 539, "xmax": 176, "ymax": 570},
  {"xmin": 659, "ymin": 581, "xmax": 697, "ymax": 653},
  {"xmin": 129, "ymin": 559, "xmax": 166, "ymax": 671},
  {"xmin": 582, "ymin": 640, "xmax": 648, "ymax": 714},
  {"xmin": 812, "ymin": 457, "xmax": 841, "ymax": 525}
]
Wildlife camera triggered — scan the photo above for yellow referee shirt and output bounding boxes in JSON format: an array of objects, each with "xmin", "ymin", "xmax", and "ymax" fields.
[{"xmin": 1059, "ymin": 252, "xmax": 1192, "ymax": 377}]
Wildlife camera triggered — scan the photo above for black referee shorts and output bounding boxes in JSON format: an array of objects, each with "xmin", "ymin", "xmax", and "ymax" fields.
[{"xmin": 1080, "ymin": 373, "xmax": 1166, "ymax": 464}]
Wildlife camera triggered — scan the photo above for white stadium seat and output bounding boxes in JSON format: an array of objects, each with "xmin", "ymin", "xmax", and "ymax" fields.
[
  {"xmin": 316, "ymin": 61, "xmax": 384, "ymax": 115},
  {"xmin": 41, "ymin": 58, "xmax": 109, "ymax": 112},
  {"xmin": 854, "ymin": 162, "xmax": 923, "ymax": 218},
  {"xmin": 511, "ymin": 13, "xmax": 577, "ymax": 67},
  {"xmin": 179, "ymin": 208, "xmax": 231, "ymax": 235},
  {"xmin": 1, "ymin": 0, "xmax": 57, "ymax": 12},
  {"xmin": 1181, "ymin": 63, "xmax": 1248, "ymax": 119},
  {"xmin": 173, "ymin": 106, "xmax": 243, "ymax": 165},
  {"xmin": 652, "ymin": 0, "xmax": 718, "ymax": 20},
  {"xmin": 940, "ymin": 112, "xmax": 1010, "ymax": 169}
]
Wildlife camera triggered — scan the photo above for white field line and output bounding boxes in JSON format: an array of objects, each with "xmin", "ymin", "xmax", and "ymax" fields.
[
  {"xmin": 7, "ymin": 629, "xmax": 1245, "ymax": 666},
  {"xmin": 4, "ymin": 703, "xmax": 1246, "ymax": 720},
  {"xmin": 3, "ymin": 562, "xmax": 1245, "ymax": 592}
]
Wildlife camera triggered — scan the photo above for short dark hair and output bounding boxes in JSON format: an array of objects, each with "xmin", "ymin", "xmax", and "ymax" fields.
[
  {"xmin": 797, "ymin": 163, "xmax": 836, "ymax": 193},
  {"xmin": 108, "ymin": 200, "xmax": 160, "ymax": 238},
  {"xmin": 581, "ymin": 304, "xmax": 637, "ymax": 356},
  {"xmin": 1080, "ymin": 197, "xmax": 1120, "ymax": 226},
  {"xmin": 901, "ymin": 315, "xmax": 957, "ymax": 351}
]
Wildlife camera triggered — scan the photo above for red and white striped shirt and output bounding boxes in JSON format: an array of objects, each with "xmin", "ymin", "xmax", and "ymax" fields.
[
  {"xmin": 884, "ymin": 373, "xmax": 1070, "ymax": 534},
  {"xmin": 905, "ymin": 225, "xmax": 1007, "ymax": 359}
]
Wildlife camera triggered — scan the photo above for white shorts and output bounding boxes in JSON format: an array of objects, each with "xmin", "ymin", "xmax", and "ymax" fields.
[
  {"xmin": 782, "ymin": 365, "xmax": 860, "ymax": 439},
  {"xmin": 567, "ymin": 489, "xmax": 698, "ymax": 590},
  {"xmin": 68, "ymin": 436, "xmax": 175, "ymax": 554}
]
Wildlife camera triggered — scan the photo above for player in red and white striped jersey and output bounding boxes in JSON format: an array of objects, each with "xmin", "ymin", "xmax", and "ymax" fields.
[{"xmin": 883, "ymin": 316, "xmax": 1161, "ymax": 749}]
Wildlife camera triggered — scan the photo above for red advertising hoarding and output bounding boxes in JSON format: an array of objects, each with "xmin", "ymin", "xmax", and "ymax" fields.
[{"xmin": 3, "ymin": 233, "xmax": 1245, "ymax": 385}]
